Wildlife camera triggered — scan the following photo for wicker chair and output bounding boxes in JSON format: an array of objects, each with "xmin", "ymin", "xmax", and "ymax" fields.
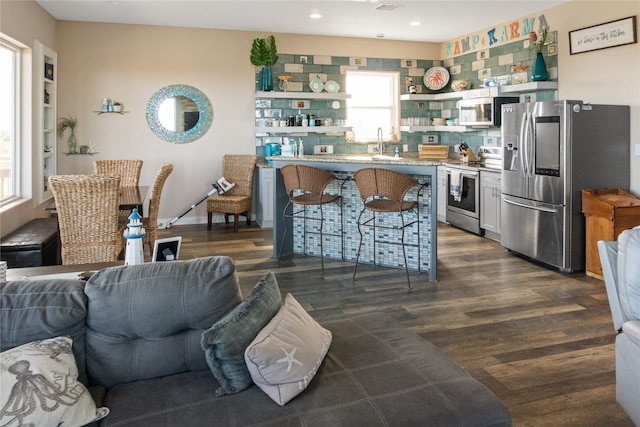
[
  {"xmin": 277, "ymin": 164, "xmax": 344, "ymax": 274},
  {"xmin": 94, "ymin": 159, "xmax": 144, "ymax": 222},
  {"xmin": 206, "ymin": 154, "xmax": 257, "ymax": 232},
  {"xmin": 49, "ymin": 174, "xmax": 124, "ymax": 265},
  {"xmin": 93, "ymin": 159, "xmax": 143, "ymax": 187},
  {"xmin": 141, "ymin": 163, "xmax": 174, "ymax": 252},
  {"xmin": 352, "ymin": 168, "xmax": 422, "ymax": 287}
]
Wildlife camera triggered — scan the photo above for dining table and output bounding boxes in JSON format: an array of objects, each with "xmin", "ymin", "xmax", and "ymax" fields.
[{"xmin": 46, "ymin": 185, "xmax": 149, "ymax": 216}]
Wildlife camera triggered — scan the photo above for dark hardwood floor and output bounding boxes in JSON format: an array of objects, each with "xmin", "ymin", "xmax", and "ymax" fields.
[{"xmin": 158, "ymin": 221, "xmax": 633, "ymax": 426}]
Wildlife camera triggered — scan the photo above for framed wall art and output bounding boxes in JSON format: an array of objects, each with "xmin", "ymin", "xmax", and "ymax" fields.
[{"xmin": 569, "ymin": 16, "xmax": 637, "ymax": 55}]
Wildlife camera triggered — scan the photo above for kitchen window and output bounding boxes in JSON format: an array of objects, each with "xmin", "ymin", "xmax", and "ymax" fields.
[
  {"xmin": 346, "ymin": 70, "xmax": 399, "ymax": 143},
  {"xmin": 0, "ymin": 38, "xmax": 20, "ymax": 206}
]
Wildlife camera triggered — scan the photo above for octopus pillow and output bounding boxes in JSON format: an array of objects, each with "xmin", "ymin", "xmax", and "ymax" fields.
[{"xmin": 0, "ymin": 336, "xmax": 109, "ymax": 427}]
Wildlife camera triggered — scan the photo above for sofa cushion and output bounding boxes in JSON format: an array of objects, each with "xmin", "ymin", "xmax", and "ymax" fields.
[
  {"xmin": 201, "ymin": 271, "xmax": 282, "ymax": 396},
  {"xmin": 101, "ymin": 312, "xmax": 511, "ymax": 426},
  {"xmin": 617, "ymin": 226, "xmax": 640, "ymax": 320},
  {"xmin": 0, "ymin": 279, "xmax": 89, "ymax": 385},
  {"xmin": 0, "ymin": 336, "xmax": 109, "ymax": 427},
  {"xmin": 85, "ymin": 256, "xmax": 242, "ymax": 388},
  {"xmin": 245, "ymin": 293, "xmax": 332, "ymax": 406}
]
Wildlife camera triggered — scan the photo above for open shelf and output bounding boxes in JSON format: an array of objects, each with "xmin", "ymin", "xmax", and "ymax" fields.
[
  {"xmin": 255, "ymin": 91, "xmax": 351, "ymax": 100},
  {"xmin": 400, "ymin": 81, "xmax": 558, "ymax": 101},
  {"xmin": 256, "ymin": 126, "xmax": 352, "ymax": 134}
]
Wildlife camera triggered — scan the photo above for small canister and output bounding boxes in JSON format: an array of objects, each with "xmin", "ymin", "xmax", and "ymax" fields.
[
  {"xmin": 295, "ymin": 115, "xmax": 302, "ymax": 126},
  {"xmin": 288, "ymin": 116, "xmax": 296, "ymax": 127},
  {"xmin": 309, "ymin": 114, "xmax": 315, "ymax": 127},
  {"xmin": 301, "ymin": 114, "xmax": 309, "ymax": 127}
]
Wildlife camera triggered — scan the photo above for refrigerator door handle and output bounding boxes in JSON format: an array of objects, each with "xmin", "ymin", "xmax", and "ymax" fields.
[
  {"xmin": 519, "ymin": 112, "xmax": 528, "ymax": 176},
  {"xmin": 527, "ymin": 112, "xmax": 535, "ymax": 178},
  {"xmin": 504, "ymin": 198, "xmax": 557, "ymax": 214}
]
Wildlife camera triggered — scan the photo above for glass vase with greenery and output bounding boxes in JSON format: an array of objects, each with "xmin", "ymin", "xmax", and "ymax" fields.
[{"xmin": 57, "ymin": 115, "xmax": 78, "ymax": 154}]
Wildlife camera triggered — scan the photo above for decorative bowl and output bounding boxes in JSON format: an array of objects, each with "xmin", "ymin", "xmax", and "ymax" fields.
[{"xmin": 451, "ymin": 80, "xmax": 471, "ymax": 92}]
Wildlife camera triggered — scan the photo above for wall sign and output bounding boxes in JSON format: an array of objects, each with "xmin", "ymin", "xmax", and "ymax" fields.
[{"xmin": 569, "ymin": 16, "xmax": 637, "ymax": 55}]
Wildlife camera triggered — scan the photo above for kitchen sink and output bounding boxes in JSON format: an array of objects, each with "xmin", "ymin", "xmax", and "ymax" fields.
[
  {"xmin": 372, "ymin": 154, "xmax": 402, "ymax": 161},
  {"xmin": 343, "ymin": 155, "xmax": 403, "ymax": 161}
]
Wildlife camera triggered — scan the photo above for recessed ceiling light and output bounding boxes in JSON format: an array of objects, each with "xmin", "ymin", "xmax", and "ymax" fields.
[
  {"xmin": 410, "ymin": 20, "xmax": 422, "ymax": 27},
  {"xmin": 310, "ymin": 10, "xmax": 322, "ymax": 19}
]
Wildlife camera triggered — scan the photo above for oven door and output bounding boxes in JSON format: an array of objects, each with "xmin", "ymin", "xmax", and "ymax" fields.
[{"xmin": 445, "ymin": 167, "xmax": 479, "ymax": 219}]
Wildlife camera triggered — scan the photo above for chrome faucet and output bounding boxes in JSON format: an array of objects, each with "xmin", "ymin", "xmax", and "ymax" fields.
[{"xmin": 377, "ymin": 127, "xmax": 384, "ymax": 155}]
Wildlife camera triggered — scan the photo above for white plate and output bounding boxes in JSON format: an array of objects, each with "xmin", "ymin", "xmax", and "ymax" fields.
[
  {"xmin": 324, "ymin": 80, "xmax": 340, "ymax": 93},
  {"xmin": 309, "ymin": 77, "xmax": 324, "ymax": 93},
  {"xmin": 423, "ymin": 66, "xmax": 450, "ymax": 90}
]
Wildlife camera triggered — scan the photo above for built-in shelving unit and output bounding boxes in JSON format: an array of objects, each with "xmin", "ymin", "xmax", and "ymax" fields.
[{"xmin": 34, "ymin": 40, "xmax": 57, "ymax": 205}]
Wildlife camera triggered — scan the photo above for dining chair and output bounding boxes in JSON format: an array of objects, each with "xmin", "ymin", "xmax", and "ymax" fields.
[
  {"xmin": 276, "ymin": 164, "xmax": 345, "ymax": 274},
  {"xmin": 93, "ymin": 159, "xmax": 143, "ymax": 187},
  {"xmin": 94, "ymin": 159, "xmax": 144, "ymax": 222},
  {"xmin": 351, "ymin": 167, "xmax": 423, "ymax": 287},
  {"xmin": 207, "ymin": 154, "xmax": 257, "ymax": 232},
  {"xmin": 142, "ymin": 163, "xmax": 174, "ymax": 252},
  {"xmin": 48, "ymin": 174, "xmax": 124, "ymax": 265}
]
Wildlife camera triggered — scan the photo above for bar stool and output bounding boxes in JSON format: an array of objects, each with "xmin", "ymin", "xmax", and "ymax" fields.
[
  {"xmin": 352, "ymin": 167, "xmax": 423, "ymax": 287},
  {"xmin": 277, "ymin": 164, "xmax": 344, "ymax": 274}
]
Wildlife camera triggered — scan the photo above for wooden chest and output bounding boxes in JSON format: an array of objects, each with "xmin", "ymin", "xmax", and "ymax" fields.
[{"xmin": 582, "ymin": 188, "xmax": 640, "ymax": 279}]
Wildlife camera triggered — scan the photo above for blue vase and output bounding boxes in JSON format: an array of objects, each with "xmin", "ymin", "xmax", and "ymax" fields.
[
  {"xmin": 532, "ymin": 52, "xmax": 548, "ymax": 82},
  {"xmin": 260, "ymin": 66, "xmax": 273, "ymax": 91}
]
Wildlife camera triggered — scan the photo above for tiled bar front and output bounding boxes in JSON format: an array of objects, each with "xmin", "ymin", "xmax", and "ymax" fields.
[{"xmin": 271, "ymin": 157, "xmax": 438, "ymax": 281}]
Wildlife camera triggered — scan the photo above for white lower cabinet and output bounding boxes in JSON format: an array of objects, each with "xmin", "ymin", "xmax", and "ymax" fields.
[
  {"xmin": 480, "ymin": 170, "xmax": 501, "ymax": 240},
  {"xmin": 256, "ymin": 166, "xmax": 274, "ymax": 228},
  {"xmin": 437, "ymin": 166, "xmax": 447, "ymax": 223}
]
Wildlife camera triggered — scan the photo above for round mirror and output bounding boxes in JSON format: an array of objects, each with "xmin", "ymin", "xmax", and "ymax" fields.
[{"xmin": 146, "ymin": 84, "xmax": 213, "ymax": 144}]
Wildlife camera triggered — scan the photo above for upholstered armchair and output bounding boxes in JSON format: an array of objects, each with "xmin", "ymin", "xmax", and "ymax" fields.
[{"xmin": 597, "ymin": 226, "xmax": 640, "ymax": 425}]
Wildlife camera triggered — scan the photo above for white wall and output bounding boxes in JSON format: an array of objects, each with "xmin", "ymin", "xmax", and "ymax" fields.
[{"xmin": 551, "ymin": 1, "xmax": 640, "ymax": 194}]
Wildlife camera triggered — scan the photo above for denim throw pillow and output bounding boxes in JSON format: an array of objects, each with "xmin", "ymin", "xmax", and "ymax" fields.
[{"xmin": 201, "ymin": 271, "xmax": 282, "ymax": 396}]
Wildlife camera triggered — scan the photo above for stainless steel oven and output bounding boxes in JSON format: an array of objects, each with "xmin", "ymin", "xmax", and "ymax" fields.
[{"xmin": 444, "ymin": 166, "xmax": 481, "ymax": 235}]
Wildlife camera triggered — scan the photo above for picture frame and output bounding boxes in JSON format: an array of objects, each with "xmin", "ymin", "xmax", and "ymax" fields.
[
  {"xmin": 152, "ymin": 236, "xmax": 182, "ymax": 262},
  {"xmin": 569, "ymin": 16, "xmax": 637, "ymax": 55}
]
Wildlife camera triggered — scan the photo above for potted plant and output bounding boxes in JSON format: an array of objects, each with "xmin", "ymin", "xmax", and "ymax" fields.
[
  {"xmin": 79, "ymin": 145, "xmax": 90, "ymax": 154},
  {"xmin": 250, "ymin": 35, "xmax": 278, "ymax": 91},
  {"xmin": 528, "ymin": 27, "xmax": 550, "ymax": 81},
  {"xmin": 57, "ymin": 115, "xmax": 78, "ymax": 154},
  {"xmin": 113, "ymin": 101, "xmax": 122, "ymax": 112}
]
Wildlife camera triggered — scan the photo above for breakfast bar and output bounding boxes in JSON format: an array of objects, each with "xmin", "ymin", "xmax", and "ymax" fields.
[{"xmin": 270, "ymin": 155, "xmax": 440, "ymax": 282}]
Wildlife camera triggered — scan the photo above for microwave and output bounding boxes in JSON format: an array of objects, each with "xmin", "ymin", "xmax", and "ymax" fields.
[{"xmin": 458, "ymin": 96, "xmax": 519, "ymax": 127}]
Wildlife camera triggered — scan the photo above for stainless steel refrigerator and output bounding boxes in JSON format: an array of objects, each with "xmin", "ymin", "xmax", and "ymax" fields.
[{"xmin": 501, "ymin": 100, "xmax": 630, "ymax": 273}]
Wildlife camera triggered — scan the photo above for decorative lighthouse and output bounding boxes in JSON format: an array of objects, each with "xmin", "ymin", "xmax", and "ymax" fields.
[{"xmin": 124, "ymin": 208, "xmax": 145, "ymax": 265}]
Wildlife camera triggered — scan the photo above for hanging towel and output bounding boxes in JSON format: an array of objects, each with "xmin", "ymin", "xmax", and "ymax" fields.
[{"xmin": 449, "ymin": 170, "xmax": 462, "ymax": 202}]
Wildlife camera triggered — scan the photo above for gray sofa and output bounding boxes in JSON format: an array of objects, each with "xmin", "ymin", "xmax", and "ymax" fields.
[
  {"xmin": 598, "ymin": 226, "xmax": 640, "ymax": 425},
  {"xmin": 1, "ymin": 256, "xmax": 511, "ymax": 426}
]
